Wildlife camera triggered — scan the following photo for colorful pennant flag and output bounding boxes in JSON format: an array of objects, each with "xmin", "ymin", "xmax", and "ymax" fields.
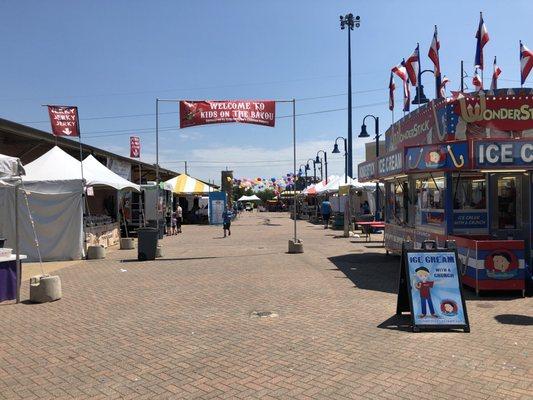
[
  {"xmin": 388, "ymin": 72, "xmax": 395, "ymax": 111},
  {"xmin": 405, "ymin": 45, "xmax": 420, "ymax": 86},
  {"xmin": 428, "ymin": 25, "xmax": 441, "ymax": 76},
  {"xmin": 392, "ymin": 61, "xmax": 410, "ymax": 112},
  {"xmin": 472, "ymin": 68, "xmax": 483, "ymax": 91},
  {"xmin": 130, "ymin": 136, "xmax": 140, "ymax": 158},
  {"xmin": 474, "ymin": 12, "xmax": 489, "ymax": 70},
  {"xmin": 520, "ymin": 41, "xmax": 533, "ymax": 85},
  {"xmin": 490, "ymin": 57, "xmax": 502, "ymax": 90}
]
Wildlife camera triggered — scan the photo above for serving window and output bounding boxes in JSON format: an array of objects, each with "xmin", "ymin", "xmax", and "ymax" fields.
[
  {"xmin": 414, "ymin": 173, "xmax": 445, "ymax": 231},
  {"xmin": 453, "ymin": 174, "xmax": 486, "ymax": 210},
  {"xmin": 386, "ymin": 179, "xmax": 409, "ymax": 225}
]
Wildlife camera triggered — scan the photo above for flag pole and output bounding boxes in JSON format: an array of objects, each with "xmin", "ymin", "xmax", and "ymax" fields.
[
  {"xmin": 434, "ymin": 26, "xmax": 442, "ymax": 99},
  {"xmin": 520, "ymin": 41, "xmax": 523, "ymax": 88},
  {"xmin": 416, "ymin": 43, "xmax": 421, "ymax": 107},
  {"xmin": 461, "ymin": 60, "xmax": 464, "ymax": 92}
]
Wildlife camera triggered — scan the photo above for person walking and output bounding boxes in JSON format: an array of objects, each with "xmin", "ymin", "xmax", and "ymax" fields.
[
  {"xmin": 176, "ymin": 204, "xmax": 183, "ymax": 233},
  {"xmin": 171, "ymin": 208, "xmax": 178, "ymax": 235},
  {"xmin": 321, "ymin": 199, "xmax": 332, "ymax": 229},
  {"xmin": 222, "ymin": 206, "xmax": 233, "ymax": 238}
]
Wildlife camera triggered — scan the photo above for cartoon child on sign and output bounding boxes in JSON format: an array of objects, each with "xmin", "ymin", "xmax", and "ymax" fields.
[
  {"xmin": 413, "ymin": 266, "xmax": 440, "ymax": 318},
  {"xmin": 485, "ymin": 250, "xmax": 519, "ymax": 279}
]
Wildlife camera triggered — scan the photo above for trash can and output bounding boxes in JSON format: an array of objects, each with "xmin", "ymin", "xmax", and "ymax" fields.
[
  {"xmin": 0, "ymin": 238, "xmax": 5, "ymax": 248},
  {"xmin": 137, "ymin": 227, "xmax": 158, "ymax": 261}
]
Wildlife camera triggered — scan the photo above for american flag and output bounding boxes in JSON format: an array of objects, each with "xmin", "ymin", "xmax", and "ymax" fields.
[
  {"xmin": 490, "ymin": 57, "xmax": 502, "ymax": 90},
  {"xmin": 440, "ymin": 76, "xmax": 450, "ymax": 98},
  {"xmin": 392, "ymin": 61, "xmax": 410, "ymax": 112},
  {"xmin": 391, "ymin": 61, "xmax": 407, "ymax": 82},
  {"xmin": 405, "ymin": 45, "xmax": 419, "ymax": 86},
  {"xmin": 428, "ymin": 25, "xmax": 441, "ymax": 76},
  {"xmin": 472, "ymin": 68, "xmax": 483, "ymax": 91},
  {"xmin": 403, "ymin": 76, "xmax": 411, "ymax": 112},
  {"xmin": 475, "ymin": 12, "xmax": 489, "ymax": 70},
  {"xmin": 388, "ymin": 72, "xmax": 395, "ymax": 111},
  {"xmin": 520, "ymin": 41, "xmax": 533, "ymax": 85}
]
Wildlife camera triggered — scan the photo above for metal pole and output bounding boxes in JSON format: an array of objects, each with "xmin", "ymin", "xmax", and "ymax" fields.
[
  {"xmin": 155, "ymin": 99, "xmax": 159, "ymax": 234},
  {"xmin": 15, "ymin": 182, "xmax": 20, "ymax": 303},
  {"xmin": 347, "ymin": 26, "xmax": 353, "ymax": 178},
  {"xmin": 184, "ymin": 161, "xmax": 188, "ymax": 174},
  {"xmin": 344, "ymin": 138, "xmax": 348, "ymax": 184},
  {"xmin": 375, "ymin": 117, "xmax": 380, "ymax": 220},
  {"xmin": 313, "ymin": 162, "xmax": 317, "ymax": 183},
  {"xmin": 324, "ymin": 153, "xmax": 328, "ymax": 184},
  {"xmin": 292, "ymin": 99, "xmax": 297, "ymax": 242},
  {"xmin": 460, "ymin": 60, "xmax": 464, "ymax": 92}
]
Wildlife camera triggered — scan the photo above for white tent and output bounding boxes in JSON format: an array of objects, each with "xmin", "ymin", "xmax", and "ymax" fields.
[
  {"xmin": 0, "ymin": 154, "xmax": 25, "ymax": 179},
  {"xmin": 237, "ymin": 194, "xmax": 261, "ymax": 202},
  {"xmin": 83, "ymin": 155, "xmax": 140, "ymax": 191}
]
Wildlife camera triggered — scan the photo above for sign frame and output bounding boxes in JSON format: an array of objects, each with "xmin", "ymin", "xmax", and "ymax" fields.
[{"xmin": 396, "ymin": 241, "xmax": 470, "ymax": 333}]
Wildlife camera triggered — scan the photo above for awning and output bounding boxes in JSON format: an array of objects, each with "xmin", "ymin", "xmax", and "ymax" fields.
[
  {"xmin": 83, "ymin": 155, "xmax": 140, "ymax": 191},
  {"xmin": 237, "ymin": 195, "xmax": 261, "ymax": 201},
  {"xmin": 164, "ymin": 174, "xmax": 215, "ymax": 195}
]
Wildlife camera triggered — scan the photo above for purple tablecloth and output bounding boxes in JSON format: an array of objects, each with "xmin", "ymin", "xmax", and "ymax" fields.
[{"xmin": 0, "ymin": 260, "xmax": 17, "ymax": 302}]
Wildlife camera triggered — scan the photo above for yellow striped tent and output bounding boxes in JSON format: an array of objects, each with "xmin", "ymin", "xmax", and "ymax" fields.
[{"xmin": 163, "ymin": 174, "xmax": 215, "ymax": 195}]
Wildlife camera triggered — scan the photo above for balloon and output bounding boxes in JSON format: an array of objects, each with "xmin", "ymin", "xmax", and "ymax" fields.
[{"xmin": 271, "ymin": 177, "xmax": 276, "ymax": 182}]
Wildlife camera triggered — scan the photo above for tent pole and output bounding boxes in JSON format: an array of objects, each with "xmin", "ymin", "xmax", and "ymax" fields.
[{"xmin": 15, "ymin": 181, "xmax": 20, "ymax": 303}]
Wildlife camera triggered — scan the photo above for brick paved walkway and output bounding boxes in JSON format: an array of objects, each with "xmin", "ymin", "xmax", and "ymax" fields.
[{"xmin": 1, "ymin": 212, "xmax": 532, "ymax": 399}]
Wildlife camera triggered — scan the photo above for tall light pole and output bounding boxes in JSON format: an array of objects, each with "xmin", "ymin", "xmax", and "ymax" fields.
[
  {"xmin": 340, "ymin": 13, "xmax": 360, "ymax": 179},
  {"xmin": 298, "ymin": 163, "xmax": 308, "ymax": 189},
  {"xmin": 359, "ymin": 114, "xmax": 381, "ymax": 220},
  {"xmin": 332, "ymin": 136, "xmax": 348, "ymax": 184},
  {"xmin": 306, "ymin": 158, "xmax": 317, "ymax": 183},
  {"xmin": 316, "ymin": 150, "xmax": 328, "ymax": 184}
]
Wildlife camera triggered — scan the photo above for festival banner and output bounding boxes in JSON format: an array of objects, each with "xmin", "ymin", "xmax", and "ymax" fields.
[
  {"xmin": 405, "ymin": 141, "xmax": 469, "ymax": 172},
  {"xmin": 130, "ymin": 136, "xmax": 141, "ymax": 158},
  {"xmin": 180, "ymin": 100, "xmax": 275, "ymax": 128},
  {"xmin": 47, "ymin": 105, "xmax": 80, "ymax": 137},
  {"xmin": 473, "ymin": 139, "xmax": 533, "ymax": 168}
]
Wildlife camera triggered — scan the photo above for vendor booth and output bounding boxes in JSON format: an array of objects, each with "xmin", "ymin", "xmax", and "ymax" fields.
[
  {"xmin": 164, "ymin": 174, "xmax": 217, "ymax": 224},
  {"xmin": 357, "ymin": 89, "xmax": 533, "ymax": 295},
  {"xmin": 0, "ymin": 146, "xmax": 140, "ymax": 261}
]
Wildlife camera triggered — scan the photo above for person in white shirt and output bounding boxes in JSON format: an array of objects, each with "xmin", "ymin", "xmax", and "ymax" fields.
[{"xmin": 176, "ymin": 205, "xmax": 183, "ymax": 233}]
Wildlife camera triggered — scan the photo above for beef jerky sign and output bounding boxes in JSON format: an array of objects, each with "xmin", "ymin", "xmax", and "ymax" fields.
[{"xmin": 47, "ymin": 106, "xmax": 80, "ymax": 137}]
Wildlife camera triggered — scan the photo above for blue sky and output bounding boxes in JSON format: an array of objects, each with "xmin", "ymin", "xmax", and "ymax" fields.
[{"xmin": 1, "ymin": 0, "xmax": 532, "ymax": 183}]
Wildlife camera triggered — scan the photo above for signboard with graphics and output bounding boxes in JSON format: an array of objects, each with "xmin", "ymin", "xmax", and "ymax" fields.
[
  {"xmin": 107, "ymin": 158, "xmax": 132, "ymax": 181},
  {"xmin": 453, "ymin": 91, "xmax": 533, "ymax": 132},
  {"xmin": 47, "ymin": 105, "xmax": 80, "ymax": 137},
  {"xmin": 180, "ymin": 100, "xmax": 275, "ymax": 128},
  {"xmin": 377, "ymin": 150, "xmax": 404, "ymax": 177},
  {"xmin": 208, "ymin": 191, "xmax": 226, "ymax": 225},
  {"xmin": 357, "ymin": 160, "xmax": 376, "ymax": 182},
  {"xmin": 473, "ymin": 139, "xmax": 533, "ymax": 169},
  {"xmin": 405, "ymin": 141, "xmax": 469, "ymax": 172},
  {"xmin": 397, "ymin": 242, "xmax": 470, "ymax": 332}
]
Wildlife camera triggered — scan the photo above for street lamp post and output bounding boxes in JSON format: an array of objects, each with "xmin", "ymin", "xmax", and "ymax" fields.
[
  {"xmin": 332, "ymin": 137, "xmax": 348, "ymax": 184},
  {"xmin": 359, "ymin": 115, "xmax": 381, "ymax": 220},
  {"xmin": 316, "ymin": 150, "xmax": 328, "ymax": 184},
  {"xmin": 306, "ymin": 158, "xmax": 317, "ymax": 183},
  {"xmin": 298, "ymin": 163, "xmax": 308, "ymax": 189},
  {"xmin": 340, "ymin": 13, "xmax": 360, "ymax": 179}
]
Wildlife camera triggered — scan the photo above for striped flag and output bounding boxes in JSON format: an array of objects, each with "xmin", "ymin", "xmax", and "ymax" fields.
[
  {"xmin": 405, "ymin": 45, "xmax": 420, "ymax": 86},
  {"xmin": 490, "ymin": 57, "xmax": 502, "ymax": 90},
  {"xmin": 520, "ymin": 41, "xmax": 533, "ymax": 85},
  {"xmin": 388, "ymin": 72, "xmax": 395, "ymax": 111},
  {"xmin": 392, "ymin": 60, "xmax": 410, "ymax": 112},
  {"xmin": 474, "ymin": 12, "xmax": 489, "ymax": 70},
  {"xmin": 439, "ymin": 76, "xmax": 450, "ymax": 98},
  {"xmin": 428, "ymin": 25, "xmax": 441, "ymax": 76},
  {"xmin": 472, "ymin": 68, "xmax": 483, "ymax": 91}
]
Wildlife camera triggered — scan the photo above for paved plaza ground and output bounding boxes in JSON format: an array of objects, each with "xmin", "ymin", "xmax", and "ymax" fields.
[{"xmin": 1, "ymin": 212, "xmax": 532, "ymax": 399}]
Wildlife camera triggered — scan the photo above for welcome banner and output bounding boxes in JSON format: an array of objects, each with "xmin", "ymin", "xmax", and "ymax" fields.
[{"xmin": 180, "ymin": 100, "xmax": 275, "ymax": 128}]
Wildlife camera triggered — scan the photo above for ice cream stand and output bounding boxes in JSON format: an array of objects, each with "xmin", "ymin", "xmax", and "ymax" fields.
[{"xmin": 357, "ymin": 89, "xmax": 532, "ymax": 295}]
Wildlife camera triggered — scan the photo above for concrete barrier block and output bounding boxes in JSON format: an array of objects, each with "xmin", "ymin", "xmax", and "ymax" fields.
[
  {"xmin": 288, "ymin": 239, "xmax": 304, "ymax": 254},
  {"xmin": 29, "ymin": 275, "xmax": 62, "ymax": 303},
  {"xmin": 120, "ymin": 238, "xmax": 135, "ymax": 250},
  {"xmin": 87, "ymin": 245, "xmax": 106, "ymax": 259}
]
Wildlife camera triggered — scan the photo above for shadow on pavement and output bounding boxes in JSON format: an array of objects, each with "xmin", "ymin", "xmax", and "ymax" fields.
[
  {"xmin": 377, "ymin": 314, "xmax": 412, "ymax": 332},
  {"xmin": 327, "ymin": 252, "xmax": 399, "ymax": 294},
  {"xmin": 494, "ymin": 314, "xmax": 533, "ymax": 326}
]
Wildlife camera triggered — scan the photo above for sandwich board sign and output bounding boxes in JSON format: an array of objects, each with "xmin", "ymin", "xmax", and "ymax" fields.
[{"xmin": 396, "ymin": 241, "xmax": 470, "ymax": 333}]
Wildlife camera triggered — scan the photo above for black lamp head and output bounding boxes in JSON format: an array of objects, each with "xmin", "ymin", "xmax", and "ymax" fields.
[
  {"xmin": 359, "ymin": 123, "xmax": 370, "ymax": 138},
  {"xmin": 332, "ymin": 143, "xmax": 340, "ymax": 154},
  {"xmin": 315, "ymin": 155, "xmax": 320, "ymax": 163},
  {"xmin": 305, "ymin": 164, "xmax": 310, "ymax": 171}
]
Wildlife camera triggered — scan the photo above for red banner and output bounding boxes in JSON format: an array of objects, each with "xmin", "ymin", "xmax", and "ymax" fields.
[
  {"xmin": 452, "ymin": 92, "xmax": 533, "ymax": 131},
  {"xmin": 130, "ymin": 136, "xmax": 140, "ymax": 158},
  {"xmin": 47, "ymin": 105, "xmax": 80, "ymax": 137},
  {"xmin": 180, "ymin": 100, "xmax": 275, "ymax": 128}
]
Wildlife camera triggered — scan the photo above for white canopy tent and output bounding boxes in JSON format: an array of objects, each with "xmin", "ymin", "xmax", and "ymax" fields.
[
  {"xmin": 237, "ymin": 194, "xmax": 261, "ymax": 202},
  {"xmin": 1, "ymin": 147, "xmax": 140, "ymax": 261}
]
